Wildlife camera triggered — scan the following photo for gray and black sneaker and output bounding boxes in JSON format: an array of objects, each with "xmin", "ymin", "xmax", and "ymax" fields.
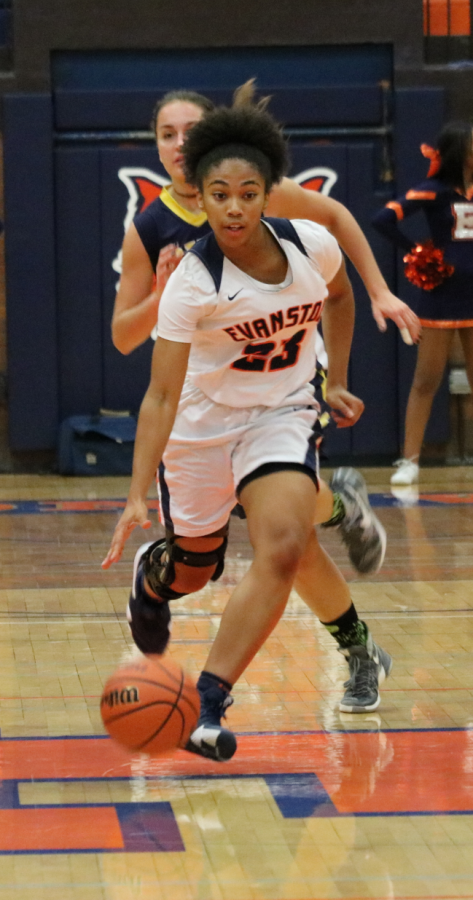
[
  {"xmin": 329, "ymin": 467, "xmax": 387, "ymax": 574},
  {"xmin": 185, "ymin": 676, "xmax": 237, "ymax": 762},
  {"xmin": 339, "ymin": 632, "xmax": 393, "ymax": 713}
]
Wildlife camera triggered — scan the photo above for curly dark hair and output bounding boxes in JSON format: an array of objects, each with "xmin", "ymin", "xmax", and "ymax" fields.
[
  {"xmin": 182, "ymin": 105, "xmax": 289, "ymax": 190},
  {"xmin": 436, "ymin": 120, "xmax": 473, "ymax": 193},
  {"xmin": 150, "ymin": 90, "xmax": 215, "ymax": 136}
]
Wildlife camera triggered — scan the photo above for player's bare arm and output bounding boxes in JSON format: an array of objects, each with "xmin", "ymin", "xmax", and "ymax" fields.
[
  {"xmin": 112, "ymin": 225, "xmax": 183, "ymax": 355},
  {"xmin": 102, "ymin": 337, "xmax": 190, "ymax": 568},
  {"xmin": 322, "ymin": 258, "xmax": 364, "ymax": 428},
  {"xmin": 267, "ymin": 178, "xmax": 420, "ymax": 342}
]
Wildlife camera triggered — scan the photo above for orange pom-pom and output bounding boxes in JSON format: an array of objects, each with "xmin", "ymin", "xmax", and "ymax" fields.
[{"xmin": 403, "ymin": 240, "xmax": 454, "ymax": 291}]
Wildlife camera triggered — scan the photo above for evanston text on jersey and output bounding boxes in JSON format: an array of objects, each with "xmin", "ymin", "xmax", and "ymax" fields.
[{"xmin": 223, "ymin": 301, "xmax": 323, "ymax": 342}]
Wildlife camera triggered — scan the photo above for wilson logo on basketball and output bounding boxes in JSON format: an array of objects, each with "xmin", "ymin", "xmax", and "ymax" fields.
[
  {"xmin": 101, "ymin": 686, "xmax": 140, "ymax": 708},
  {"xmin": 112, "ymin": 165, "xmax": 338, "ymax": 279}
]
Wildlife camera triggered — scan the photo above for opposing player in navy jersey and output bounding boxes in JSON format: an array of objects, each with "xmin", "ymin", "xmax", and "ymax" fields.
[
  {"xmin": 103, "ymin": 102, "xmax": 393, "ymax": 761},
  {"xmin": 373, "ymin": 122, "xmax": 473, "ymax": 485},
  {"xmin": 112, "ymin": 85, "xmax": 419, "ymax": 356}
]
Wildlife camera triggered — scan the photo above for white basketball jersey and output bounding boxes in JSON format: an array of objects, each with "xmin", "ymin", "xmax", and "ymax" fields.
[{"xmin": 157, "ymin": 219, "xmax": 341, "ymax": 408}]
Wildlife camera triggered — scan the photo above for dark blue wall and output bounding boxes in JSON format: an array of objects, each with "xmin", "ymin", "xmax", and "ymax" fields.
[
  {"xmin": 392, "ymin": 87, "xmax": 448, "ymax": 445},
  {"xmin": 4, "ymin": 94, "xmax": 58, "ymax": 449}
]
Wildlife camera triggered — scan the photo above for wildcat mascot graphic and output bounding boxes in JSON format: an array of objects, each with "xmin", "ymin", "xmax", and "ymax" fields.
[{"xmin": 112, "ymin": 166, "xmax": 338, "ymax": 279}]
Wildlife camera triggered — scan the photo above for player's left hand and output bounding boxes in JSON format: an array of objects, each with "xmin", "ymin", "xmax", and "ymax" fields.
[
  {"xmin": 326, "ymin": 386, "xmax": 364, "ymax": 428},
  {"xmin": 371, "ymin": 289, "xmax": 421, "ymax": 343},
  {"xmin": 101, "ymin": 499, "xmax": 152, "ymax": 569}
]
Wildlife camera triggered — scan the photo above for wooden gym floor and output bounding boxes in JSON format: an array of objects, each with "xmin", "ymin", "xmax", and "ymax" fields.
[{"xmin": 1, "ymin": 466, "xmax": 473, "ymax": 900}]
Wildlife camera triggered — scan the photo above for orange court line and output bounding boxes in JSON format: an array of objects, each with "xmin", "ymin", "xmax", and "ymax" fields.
[
  {"xmin": 1, "ymin": 731, "xmax": 472, "ymax": 815},
  {"xmin": 0, "ymin": 737, "xmax": 132, "ymax": 780},
  {"xmin": 421, "ymin": 492, "xmax": 473, "ymax": 503},
  {"xmin": 143, "ymin": 731, "xmax": 473, "ymax": 814},
  {"xmin": 0, "ymin": 807, "xmax": 124, "ymax": 851}
]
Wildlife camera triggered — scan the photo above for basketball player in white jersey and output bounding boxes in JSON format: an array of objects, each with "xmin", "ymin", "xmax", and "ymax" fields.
[{"xmin": 103, "ymin": 101, "xmax": 392, "ymax": 762}]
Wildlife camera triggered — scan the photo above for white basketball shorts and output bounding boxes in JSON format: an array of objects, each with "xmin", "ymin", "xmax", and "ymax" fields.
[{"xmin": 156, "ymin": 382, "xmax": 320, "ymax": 537}]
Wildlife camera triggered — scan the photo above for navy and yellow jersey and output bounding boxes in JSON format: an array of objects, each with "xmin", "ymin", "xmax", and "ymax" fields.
[
  {"xmin": 133, "ymin": 187, "xmax": 211, "ymax": 271},
  {"xmin": 372, "ymin": 178, "xmax": 473, "ymax": 326},
  {"xmin": 313, "ymin": 361, "xmax": 331, "ymax": 432}
]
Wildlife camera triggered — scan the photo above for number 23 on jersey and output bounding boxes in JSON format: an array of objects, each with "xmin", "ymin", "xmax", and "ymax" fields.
[{"xmin": 231, "ymin": 329, "xmax": 307, "ymax": 373}]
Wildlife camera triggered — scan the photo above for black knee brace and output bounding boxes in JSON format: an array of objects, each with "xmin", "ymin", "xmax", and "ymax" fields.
[{"xmin": 142, "ymin": 533, "xmax": 228, "ymax": 598}]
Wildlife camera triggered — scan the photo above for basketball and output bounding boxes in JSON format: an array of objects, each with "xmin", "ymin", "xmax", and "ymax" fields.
[{"xmin": 100, "ymin": 656, "xmax": 200, "ymax": 756}]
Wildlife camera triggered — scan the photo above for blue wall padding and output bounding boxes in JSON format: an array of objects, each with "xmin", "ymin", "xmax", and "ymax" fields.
[
  {"xmin": 269, "ymin": 86, "xmax": 383, "ymax": 126},
  {"xmin": 99, "ymin": 146, "xmax": 158, "ymax": 412},
  {"xmin": 4, "ymin": 94, "xmax": 59, "ymax": 450},
  {"xmin": 55, "ymin": 147, "xmax": 103, "ymax": 418},
  {"xmin": 348, "ymin": 143, "xmax": 399, "ymax": 457},
  {"xmin": 393, "ymin": 87, "xmax": 449, "ymax": 445},
  {"xmin": 54, "ymin": 85, "xmax": 384, "ymax": 131},
  {"xmin": 51, "ymin": 46, "xmax": 392, "ymax": 91},
  {"xmin": 288, "ymin": 141, "xmax": 352, "ymax": 459},
  {"xmin": 53, "ymin": 89, "xmax": 233, "ymax": 131},
  {"xmin": 394, "ymin": 88, "xmax": 446, "ymax": 195},
  {"xmin": 0, "ymin": 9, "xmax": 11, "ymax": 45}
]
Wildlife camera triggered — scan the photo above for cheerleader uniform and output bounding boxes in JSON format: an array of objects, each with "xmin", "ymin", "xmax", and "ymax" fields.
[{"xmin": 372, "ymin": 178, "xmax": 473, "ymax": 328}]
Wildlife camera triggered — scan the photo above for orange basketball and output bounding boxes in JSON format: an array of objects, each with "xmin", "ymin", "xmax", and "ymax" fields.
[{"xmin": 100, "ymin": 656, "xmax": 200, "ymax": 756}]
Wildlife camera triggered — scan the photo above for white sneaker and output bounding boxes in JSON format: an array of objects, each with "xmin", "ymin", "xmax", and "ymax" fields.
[
  {"xmin": 390, "ymin": 458, "xmax": 419, "ymax": 485},
  {"xmin": 390, "ymin": 485, "xmax": 419, "ymax": 506}
]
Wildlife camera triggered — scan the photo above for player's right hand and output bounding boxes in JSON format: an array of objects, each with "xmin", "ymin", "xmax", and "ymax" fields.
[
  {"xmin": 101, "ymin": 499, "xmax": 152, "ymax": 569},
  {"xmin": 155, "ymin": 243, "xmax": 184, "ymax": 292},
  {"xmin": 326, "ymin": 385, "xmax": 365, "ymax": 428},
  {"xmin": 370, "ymin": 289, "xmax": 421, "ymax": 343}
]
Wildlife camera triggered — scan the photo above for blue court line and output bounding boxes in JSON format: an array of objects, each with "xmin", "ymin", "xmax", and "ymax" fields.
[
  {"xmin": 0, "ymin": 849, "xmax": 141, "ymax": 856},
  {"xmin": 1, "ymin": 724, "xmax": 473, "ymax": 740},
  {"xmin": 0, "ymin": 790, "xmax": 184, "ymax": 854},
  {"xmin": 0, "ymin": 493, "xmax": 471, "ymax": 514},
  {"xmin": 5, "ymin": 776, "xmax": 473, "ymax": 823}
]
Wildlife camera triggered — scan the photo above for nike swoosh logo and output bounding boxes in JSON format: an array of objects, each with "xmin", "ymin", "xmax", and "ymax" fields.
[{"xmin": 228, "ymin": 289, "xmax": 242, "ymax": 301}]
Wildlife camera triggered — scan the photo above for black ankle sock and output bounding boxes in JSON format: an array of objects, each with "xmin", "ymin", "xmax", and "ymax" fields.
[
  {"xmin": 198, "ymin": 670, "xmax": 233, "ymax": 693},
  {"xmin": 321, "ymin": 491, "xmax": 346, "ymax": 528},
  {"xmin": 321, "ymin": 603, "xmax": 368, "ymax": 648}
]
